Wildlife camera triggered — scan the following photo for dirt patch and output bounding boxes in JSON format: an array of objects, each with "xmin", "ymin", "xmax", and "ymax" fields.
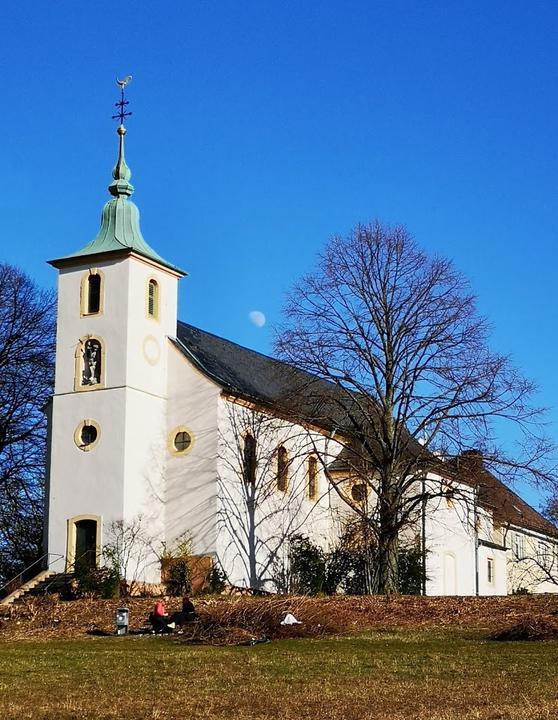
[{"xmin": 1, "ymin": 594, "xmax": 558, "ymax": 644}]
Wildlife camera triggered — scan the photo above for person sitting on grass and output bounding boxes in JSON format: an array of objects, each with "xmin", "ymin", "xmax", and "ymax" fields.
[
  {"xmin": 171, "ymin": 595, "xmax": 197, "ymax": 626},
  {"xmin": 149, "ymin": 597, "xmax": 175, "ymax": 634}
]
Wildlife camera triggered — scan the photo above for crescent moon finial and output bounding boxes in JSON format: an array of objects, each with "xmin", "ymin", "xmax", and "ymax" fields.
[
  {"xmin": 116, "ymin": 75, "xmax": 133, "ymax": 89},
  {"xmin": 112, "ymin": 75, "xmax": 133, "ymax": 125}
]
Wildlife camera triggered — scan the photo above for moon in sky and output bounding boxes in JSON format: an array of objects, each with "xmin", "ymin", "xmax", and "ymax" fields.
[{"xmin": 249, "ymin": 310, "xmax": 266, "ymax": 328}]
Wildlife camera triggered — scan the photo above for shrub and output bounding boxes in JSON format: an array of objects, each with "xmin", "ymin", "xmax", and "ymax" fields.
[
  {"xmin": 207, "ymin": 565, "xmax": 227, "ymax": 594},
  {"xmin": 165, "ymin": 558, "xmax": 192, "ymax": 597},
  {"xmin": 73, "ymin": 565, "xmax": 120, "ymax": 599},
  {"xmin": 397, "ymin": 543, "xmax": 425, "ymax": 595},
  {"xmin": 288, "ymin": 534, "xmax": 326, "ymax": 595}
]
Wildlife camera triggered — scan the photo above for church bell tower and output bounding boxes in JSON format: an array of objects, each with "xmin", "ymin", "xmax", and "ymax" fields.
[{"xmin": 46, "ymin": 82, "xmax": 186, "ymax": 582}]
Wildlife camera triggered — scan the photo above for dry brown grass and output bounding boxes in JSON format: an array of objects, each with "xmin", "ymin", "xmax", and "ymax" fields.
[{"xmin": 1, "ymin": 593, "xmax": 558, "ymax": 643}]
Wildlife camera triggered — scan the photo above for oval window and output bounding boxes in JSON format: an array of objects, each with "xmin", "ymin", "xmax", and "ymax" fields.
[{"xmin": 174, "ymin": 430, "xmax": 192, "ymax": 453}]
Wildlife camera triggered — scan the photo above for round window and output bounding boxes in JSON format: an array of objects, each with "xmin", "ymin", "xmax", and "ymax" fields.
[
  {"xmin": 174, "ymin": 430, "xmax": 192, "ymax": 453},
  {"xmin": 81, "ymin": 425, "xmax": 98, "ymax": 446},
  {"xmin": 74, "ymin": 420, "xmax": 101, "ymax": 452}
]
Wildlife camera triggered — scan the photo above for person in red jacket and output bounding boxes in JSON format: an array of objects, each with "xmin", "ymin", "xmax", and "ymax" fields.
[{"xmin": 149, "ymin": 597, "xmax": 173, "ymax": 633}]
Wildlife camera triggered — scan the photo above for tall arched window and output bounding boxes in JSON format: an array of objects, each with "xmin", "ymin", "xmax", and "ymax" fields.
[
  {"xmin": 277, "ymin": 446, "xmax": 289, "ymax": 493},
  {"xmin": 307, "ymin": 456, "xmax": 318, "ymax": 500},
  {"xmin": 80, "ymin": 269, "xmax": 104, "ymax": 316},
  {"xmin": 147, "ymin": 279, "xmax": 159, "ymax": 319},
  {"xmin": 87, "ymin": 274, "xmax": 101, "ymax": 314},
  {"xmin": 243, "ymin": 433, "xmax": 256, "ymax": 485}
]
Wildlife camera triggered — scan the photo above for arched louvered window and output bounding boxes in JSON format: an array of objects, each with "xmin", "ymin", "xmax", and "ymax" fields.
[
  {"xmin": 243, "ymin": 434, "xmax": 256, "ymax": 485},
  {"xmin": 80, "ymin": 270, "xmax": 104, "ymax": 316},
  {"xmin": 147, "ymin": 279, "xmax": 159, "ymax": 319},
  {"xmin": 87, "ymin": 273, "xmax": 101, "ymax": 314},
  {"xmin": 277, "ymin": 446, "xmax": 289, "ymax": 493}
]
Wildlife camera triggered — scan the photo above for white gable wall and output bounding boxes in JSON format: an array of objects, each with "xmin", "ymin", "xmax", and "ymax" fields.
[
  {"xmin": 424, "ymin": 475, "xmax": 477, "ymax": 595},
  {"xmin": 165, "ymin": 342, "xmax": 221, "ymax": 557}
]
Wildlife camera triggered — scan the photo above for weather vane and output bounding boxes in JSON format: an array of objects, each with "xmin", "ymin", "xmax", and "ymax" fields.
[{"xmin": 112, "ymin": 75, "xmax": 133, "ymax": 125}]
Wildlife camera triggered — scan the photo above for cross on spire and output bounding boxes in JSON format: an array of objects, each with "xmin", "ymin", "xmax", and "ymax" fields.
[{"xmin": 112, "ymin": 76, "xmax": 133, "ymax": 125}]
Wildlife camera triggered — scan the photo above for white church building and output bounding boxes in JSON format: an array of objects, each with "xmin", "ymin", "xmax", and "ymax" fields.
[{"xmin": 44, "ymin": 120, "xmax": 558, "ymax": 597}]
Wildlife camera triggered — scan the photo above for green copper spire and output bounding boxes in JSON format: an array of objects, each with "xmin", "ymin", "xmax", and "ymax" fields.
[
  {"xmin": 56, "ymin": 124, "xmax": 184, "ymax": 274},
  {"xmin": 49, "ymin": 81, "xmax": 185, "ymax": 275}
]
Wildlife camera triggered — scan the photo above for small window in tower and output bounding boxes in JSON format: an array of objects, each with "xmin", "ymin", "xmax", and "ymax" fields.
[
  {"xmin": 81, "ymin": 424, "xmax": 98, "ymax": 446},
  {"xmin": 74, "ymin": 420, "xmax": 101, "ymax": 452},
  {"xmin": 307, "ymin": 456, "xmax": 318, "ymax": 500},
  {"xmin": 169, "ymin": 426, "xmax": 195, "ymax": 456},
  {"xmin": 277, "ymin": 445, "xmax": 289, "ymax": 493},
  {"xmin": 148, "ymin": 279, "xmax": 159, "ymax": 319},
  {"xmin": 87, "ymin": 273, "xmax": 101, "ymax": 314},
  {"xmin": 80, "ymin": 269, "xmax": 104, "ymax": 317}
]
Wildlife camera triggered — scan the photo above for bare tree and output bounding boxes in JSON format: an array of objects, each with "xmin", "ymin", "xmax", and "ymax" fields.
[
  {"xmin": 0, "ymin": 263, "xmax": 55, "ymax": 583},
  {"xmin": 103, "ymin": 517, "xmax": 153, "ymax": 596},
  {"xmin": 275, "ymin": 222, "xmax": 556, "ymax": 594}
]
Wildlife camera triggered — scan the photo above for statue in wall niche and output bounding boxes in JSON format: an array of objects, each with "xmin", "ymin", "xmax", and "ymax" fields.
[{"xmin": 82, "ymin": 339, "xmax": 101, "ymax": 385}]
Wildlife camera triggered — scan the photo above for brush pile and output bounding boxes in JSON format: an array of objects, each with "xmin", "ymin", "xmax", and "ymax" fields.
[
  {"xmin": 1, "ymin": 593, "xmax": 558, "ymax": 644},
  {"xmin": 489, "ymin": 614, "xmax": 558, "ymax": 641}
]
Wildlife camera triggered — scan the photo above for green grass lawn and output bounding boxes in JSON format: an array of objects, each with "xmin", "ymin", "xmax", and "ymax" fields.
[{"xmin": 1, "ymin": 631, "xmax": 557, "ymax": 720}]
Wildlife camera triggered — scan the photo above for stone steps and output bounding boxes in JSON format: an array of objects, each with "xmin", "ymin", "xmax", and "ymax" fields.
[{"xmin": 0, "ymin": 569, "xmax": 58, "ymax": 606}]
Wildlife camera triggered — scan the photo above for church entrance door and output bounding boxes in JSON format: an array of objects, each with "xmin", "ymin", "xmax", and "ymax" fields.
[{"xmin": 74, "ymin": 519, "xmax": 98, "ymax": 571}]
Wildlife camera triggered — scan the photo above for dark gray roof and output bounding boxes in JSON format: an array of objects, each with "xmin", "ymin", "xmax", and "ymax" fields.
[{"xmin": 174, "ymin": 321, "xmax": 344, "ymax": 426}]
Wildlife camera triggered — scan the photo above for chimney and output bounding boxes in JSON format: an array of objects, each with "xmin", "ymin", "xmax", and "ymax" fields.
[{"xmin": 458, "ymin": 449, "xmax": 484, "ymax": 479}]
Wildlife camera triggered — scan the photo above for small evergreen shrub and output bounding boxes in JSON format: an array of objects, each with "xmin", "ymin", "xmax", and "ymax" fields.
[
  {"xmin": 207, "ymin": 565, "xmax": 227, "ymax": 594},
  {"xmin": 73, "ymin": 565, "xmax": 120, "ymax": 599},
  {"xmin": 165, "ymin": 558, "xmax": 192, "ymax": 596},
  {"xmin": 397, "ymin": 543, "xmax": 425, "ymax": 595},
  {"xmin": 288, "ymin": 534, "xmax": 326, "ymax": 595}
]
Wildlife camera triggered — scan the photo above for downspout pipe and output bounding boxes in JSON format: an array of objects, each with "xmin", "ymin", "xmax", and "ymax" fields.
[
  {"xmin": 421, "ymin": 476, "xmax": 427, "ymax": 596},
  {"xmin": 474, "ymin": 486, "xmax": 480, "ymax": 596}
]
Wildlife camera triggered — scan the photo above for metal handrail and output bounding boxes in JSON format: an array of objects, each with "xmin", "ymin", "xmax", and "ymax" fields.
[
  {"xmin": 0, "ymin": 552, "xmax": 65, "ymax": 597},
  {"xmin": 40, "ymin": 548, "xmax": 102, "ymax": 595}
]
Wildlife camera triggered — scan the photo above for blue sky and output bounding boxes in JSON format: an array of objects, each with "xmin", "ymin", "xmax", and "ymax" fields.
[{"xmin": 1, "ymin": 2, "xmax": 557, "ymax": 506}]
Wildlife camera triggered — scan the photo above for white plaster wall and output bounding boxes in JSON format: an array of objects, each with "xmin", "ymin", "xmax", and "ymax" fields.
[
  {"xmin": 165, "ymin": 343, "xmax": 221, "ymax": 556},
  {"xmin": 214, "ymin": 398, "xmax": 343, "ymax": 590},
  {"xmin": 477, "ymin": 545, "xmax": 507, "ymax": 596},
  {"xmin": 506, "ymin": 528, "xmax": 558, "ymax": 594},
  {"xmin": 125, "ymin": 257, "xmax": 178, "ymax": 396},
  {"xmin": 54, "ymin": 258, "xmax": 129, "ymax": 394},
  {"xmin": 424, "ymin": 476, "xmax": 477, "ymax": 596},
  {"xmin": 47, "ymin": 389, "xmax": 127, "ymax": 564}
]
